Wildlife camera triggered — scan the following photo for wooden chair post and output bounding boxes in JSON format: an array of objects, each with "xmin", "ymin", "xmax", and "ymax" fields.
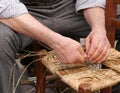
[
  {"xmin": 34, "ymin": 61, "xmax": 46, "ymax": 93},
  {"xmin": 33, "ymin": 42, "xmax": 46, "ymax": 93},
  {"xmin": 105, "ymin": 0, "xmax": 119, "ymax": 47},
  {"xmin": 101, "ymin": 87, "xmax": 112, "ymax": 93},
  {"xmin": 78, "ymin": 84, "xmax": 91, "ymax": 93}
]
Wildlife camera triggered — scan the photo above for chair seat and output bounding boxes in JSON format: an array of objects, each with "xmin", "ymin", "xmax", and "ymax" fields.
[{"xmin": 39, "ymin": 48, "xmax": 120, "ymax": 93}]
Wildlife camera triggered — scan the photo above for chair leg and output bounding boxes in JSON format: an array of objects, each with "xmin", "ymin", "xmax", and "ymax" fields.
[
  {"xmin": 35, "ymin": 61, "xmax": 46, "ymax": 93},
  {"xmin": 78, "ymin": 83, "xmax": 91, "ymax": 93},
  {"xmin": 100, "ymin": 87, "xmax": 112, "ymax": 93},
  {"xmin": 32, "ymin": 42, "xmax": 46, "ymax": 93}
]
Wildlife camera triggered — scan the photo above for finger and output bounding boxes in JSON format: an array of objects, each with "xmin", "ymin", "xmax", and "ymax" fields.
[
  {"xmin": 89, "ymin": 40, "xmax": 104, "ymax": 61},
  {"xmin": 78, "ymin": 44, "xmax": 85, "ymax": 55},
  {"xmin": 56, "ymin": 53, "xmax": 66, "ymax": 63},
  {"xmin": 94, "ymin": 39, "xmax": 111, "ymax": 63},
  {"xmin": 86, "ymin": 40, "xmax": 100, "ymax": 60},
  {"xmin": 85, "ymin": 37, "xmax": 91, "ymax": 54},
  {"xmin": 97, "ymin": 48, "xmax": 110, "ymax": 63},
  {"xmin": 93, "ymin": 45, "xmax": 109, "ymax": 63},
  {"xmin": 77, "ymin": 46, "xmax": 85, "ymax": 63}
]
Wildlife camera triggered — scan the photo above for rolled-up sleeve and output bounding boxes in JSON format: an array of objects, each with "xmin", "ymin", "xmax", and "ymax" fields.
[
  {"xmin": 75, "ymin": 0, "xmax": 106, "ymax": 14},
  {"xmin": 0, "ymin": 0, "xmax": 28, "ymax": 18}
]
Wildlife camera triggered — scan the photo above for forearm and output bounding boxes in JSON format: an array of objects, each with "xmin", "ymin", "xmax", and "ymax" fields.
[
  {"xmin": 0, "ymin": 13, "xmax": 86, "ymax": 64},
  {"xmin": 0, "ymin": 13, "xmax": 64, "ymax": 49},
  {"xmin": 83, "ymin": 7, "xmax": 111, "ymax": 63},
  {"xmin": 83, "ymin": 7, "xmax": 106, "ymax": 33}
]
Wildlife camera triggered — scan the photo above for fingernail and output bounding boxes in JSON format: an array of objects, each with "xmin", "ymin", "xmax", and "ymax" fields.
[{"xmin": 84, "ymin": 53, "xmax": 87, "ymax": 58}]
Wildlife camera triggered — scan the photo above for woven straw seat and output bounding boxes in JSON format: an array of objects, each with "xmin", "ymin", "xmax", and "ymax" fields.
[
  {"xmin": 39, "ymin": 48, "xmax": 120, "ymax": 92},
  {"xmin": 103, "ymin": 48, "xmax": 120, "ymax": 73}
]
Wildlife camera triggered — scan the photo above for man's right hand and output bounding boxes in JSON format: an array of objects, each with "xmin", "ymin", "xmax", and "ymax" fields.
[{"xmin": 51, "ymin": 37, "xmax": 85, "ymax": 64}]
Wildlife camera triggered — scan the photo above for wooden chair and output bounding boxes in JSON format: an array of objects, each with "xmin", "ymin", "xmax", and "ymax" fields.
[
  {"xmin": 105, "ymin": 0, "xmax": 120, "ymax": 47},
  {"xmin": 30, "ymin": 0, "xmax": 120, "ymax": 92}
]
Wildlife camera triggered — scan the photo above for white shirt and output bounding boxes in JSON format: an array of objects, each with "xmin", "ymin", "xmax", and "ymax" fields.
[
  {"xmin": 0, "ymin": 0, "xmax": 106, "ymax": 18},
  {"xmin": 76, "ymin": 0, "xmax": 105, "ymax": 14},
  {"xmin": 0, "ymin": 0, "xmax": 28, "ymax": 18}
]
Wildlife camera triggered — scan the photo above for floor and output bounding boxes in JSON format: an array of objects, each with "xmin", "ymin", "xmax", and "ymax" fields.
[
  {"xmin": 20, "ymin": 69, "xmax": 60, "ymax": 93},
  {"xmin": 18, "ymin": 61, "xmax": 70, "ymax": 93}
]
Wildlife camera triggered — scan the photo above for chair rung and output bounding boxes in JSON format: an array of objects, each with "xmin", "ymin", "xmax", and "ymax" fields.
[{"xmin": 112, "ymin": 18, "xmax": 120, "ymax": 29}]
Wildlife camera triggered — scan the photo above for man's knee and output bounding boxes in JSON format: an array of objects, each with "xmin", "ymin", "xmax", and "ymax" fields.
[{"xmin": 0, "ymin": 23, "xmax": 21, "ymax": 51}]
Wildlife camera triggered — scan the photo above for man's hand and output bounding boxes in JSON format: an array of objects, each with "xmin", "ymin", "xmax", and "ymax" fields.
[
  {"xmin": 52, "ymin": 37, "xmax": 85, "ymax": 64},
  {"xmin": 85, "ymin": 28, "xmax": 111, "ymax": 63},
  {"xmin": 83, "ymin": 7, "xmax": 111, "ymax": 63}
]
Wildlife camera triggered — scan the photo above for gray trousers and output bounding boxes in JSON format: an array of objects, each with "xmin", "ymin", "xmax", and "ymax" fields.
[{"xmin": 0, "ymin": 0, "xmax": 90, "ymax": 93}]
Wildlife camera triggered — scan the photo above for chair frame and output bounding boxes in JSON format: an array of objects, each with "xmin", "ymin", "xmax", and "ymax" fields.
[
  {"xmin": 105, "ymin": 0, "xmax": 120, "ymax": 47},
  {"xmin": 33, "ymin": 0, "xmax": 120, "ymax": 92}
]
